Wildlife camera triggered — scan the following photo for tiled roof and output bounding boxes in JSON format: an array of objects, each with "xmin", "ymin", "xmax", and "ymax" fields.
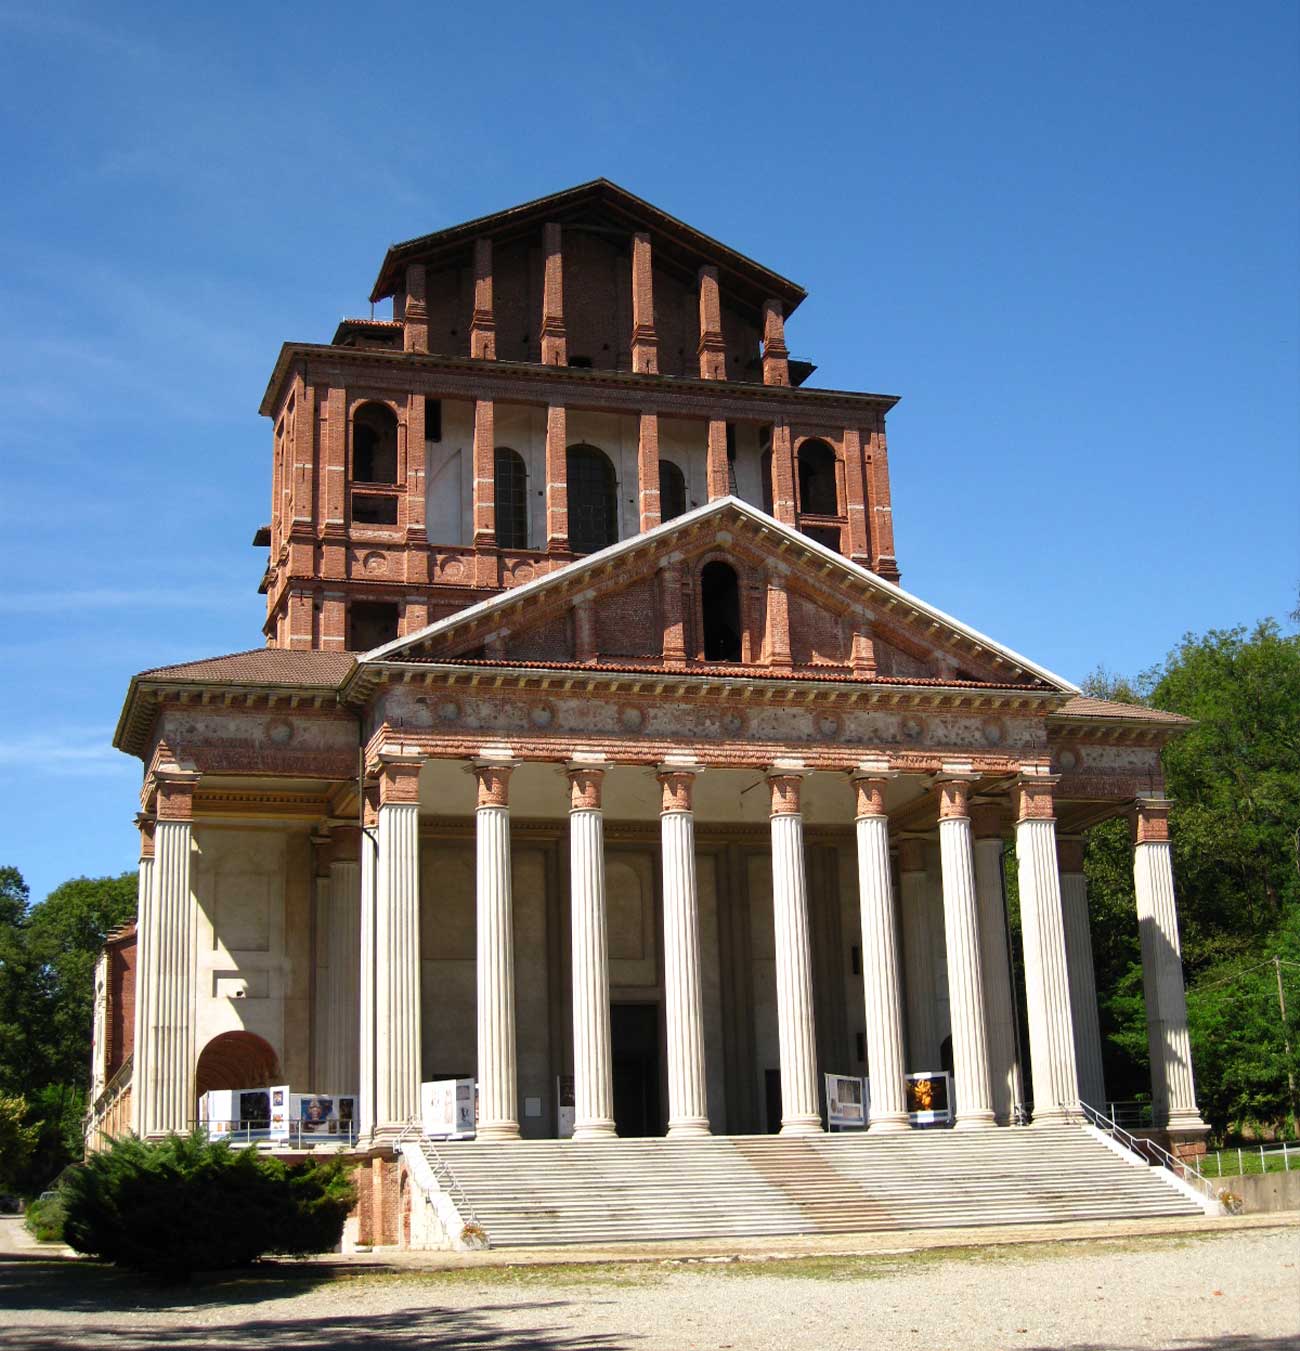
[
  {"xmin": 1054, "ymin": 696, "xmax": 1190, "ymax": 725},
  {"xmin": 137, "ymin": 648, "xmax": 355, "ymax": 686}
]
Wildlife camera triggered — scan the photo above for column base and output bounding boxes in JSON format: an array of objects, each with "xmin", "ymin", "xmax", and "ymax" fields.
[
  {"xmin": 667, "ymin": 1118, "xmax": 711, "ymax": 1139},
  {"xmin": 954, "ymin": 1112, "xmax": 998, "ymax": 1131},
  {"xmin": 573, "ymin": 1119, "xmax": 617, "ymax": 1141},
  {"xmin": 780, "ymin": 1116, "xmax": 824, "ymax": 1136},
  {"xmin": 1029, "ymin": 1106, "xmax": 1080, "ymax": 1127},
  {"xmin": 1165, "ymin": 1111, "xmax": 1211, "ymax": 1137},
  {"xmin": 867, "ymin": 1114, "xmax": 911, "ymax": 1133},
  {"xmin": 477, "ymin": 1121, "xmax": 522, "ymax": 1142}
]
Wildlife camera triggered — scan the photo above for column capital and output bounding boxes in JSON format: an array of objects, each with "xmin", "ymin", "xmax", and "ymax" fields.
[
  {"xmin": 657, "ymin": 762, "xmax": 703, "ymax": 813},
  {"xmin": 1013, "ymin": 772, "xmax": 1059, "ymax": 823},
  {"xmin": 970, "ymin": 799, "xmax": 1009, "ymax": 840},
  {"xmin": 470, "ymin": 756, "xmax": 520, "ymax": 808},
  {"xmin": 1132, "ymin": 795, "xmax": 1172, "ymax": 844},
  {"xmin": 135, "ymin": 812, "xmax": 156, "ymax": 858},
  {"xmin": 849, "ymin": 761, "xmax": 896, "ymax": 819},
  {"xmin": 766, "ymin": 761, "xmax": 806, "ymax": 816},
  {"xmin": 566, "ymin": 758, "xmax": 607, "ymax": 810},
  {"xmin": 935, "ymin": 764, "xmax": 979, "ymax": 820},
  {"xmin": 376, "ymin": 745, "xmax": 424, "ymax": 805}
]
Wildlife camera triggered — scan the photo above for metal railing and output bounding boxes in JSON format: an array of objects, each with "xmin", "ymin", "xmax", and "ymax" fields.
[
  {"xmin": 1078, "ymin": 1100, "xmax": 1220, "ymax": 1205},
  {"xmin": 416, "ymin": 1133, "xmax": 483, "ymax": 1234},
  {"xmin": 196, "ymin": 1119, "xmax": 361, "ymax": 1148},
  {"xmin": 1205, "ymin": 1142, "xmax": 1298, "ymax": 1177}
]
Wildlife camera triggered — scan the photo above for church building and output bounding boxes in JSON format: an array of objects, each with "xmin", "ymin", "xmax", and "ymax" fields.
[{"xmin": 89, "ymin": 180, "xmax": 1210, "ymax": 1244}]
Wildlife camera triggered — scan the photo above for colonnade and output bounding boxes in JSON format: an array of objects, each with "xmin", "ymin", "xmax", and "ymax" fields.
[{"xmin": 128, "ymin": 751, "xmax": 1206, "ymax": 1146}]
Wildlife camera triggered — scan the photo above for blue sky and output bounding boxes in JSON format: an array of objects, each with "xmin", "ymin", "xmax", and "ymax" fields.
[{"xmin": 1, "ymin": 1, "xmax": 1295, "ymax": 904}]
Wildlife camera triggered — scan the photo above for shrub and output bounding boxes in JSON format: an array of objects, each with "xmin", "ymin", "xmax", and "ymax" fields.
[
  {"xmin": 24, "ymin": 1192, "xmax": 66, "ymax": 1242},
  {"xmin": 60, "ymin": 1131, "xmax": 355, "ymax": 1277}
]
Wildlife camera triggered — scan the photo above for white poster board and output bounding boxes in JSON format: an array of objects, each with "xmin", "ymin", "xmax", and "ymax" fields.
[
  {"xmin": 825, "ymin": 1073, "xmax": 867, "ymax": 1129},
  {"xmin": 199, "ymin": 1089, "xmax": 236, "ymax": 1136},
  {"xmin": 421, "ymin": 1079, "xmax": 476, "ymax": 1138},
  {"xmin": 905, "ymin": 1070, "xmax": 953, "ymax": 1126},
  {"xmin": 267, "ymin": 1084, "xmax": 292, "ymax": 1140},
  {"xmin": 557, "ymin": 1075, "xmax": 575, "ymax": 1138}
]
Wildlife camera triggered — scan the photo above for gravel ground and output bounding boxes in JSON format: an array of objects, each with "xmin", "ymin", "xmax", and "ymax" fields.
[{"xmin": 1, "ymin": 1219, "xmax": 1296, "ymax": 1351}]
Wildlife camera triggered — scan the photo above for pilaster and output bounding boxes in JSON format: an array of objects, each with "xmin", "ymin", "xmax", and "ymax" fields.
[
  {"xmin": 545, "ymin": 403, "xmax": 569, "ymax": 552},
  {"xmin": 769, "ymin": 422, "xmax": 797, "ymax": 525},
  {"xmin": 469, "ymin": 238, "xmax": 496, "ymax": 360},
  {"xmin": 540, "ymin": 223, "xmax": 567, "ymax": 366},
  {"xmin": 761, "ymin": 300, "xmax": 789, "ymax": 386},
  {"xmin": 472, "ymin": 398, "xmax": 495, "ymax": 547},
  {"xmin": 630, "ymin": 232, "xmax": 658, "ymax": 374},
  {"xmin": 638, "ymin": 412, "xmax": 661, "ymax": 533},
  {"xmin": 403, "ymin": 263, "xmax": 428, "ymax": 353},
  {"xmin": 696, "ymin": 266, "xmax": 727, "ymax": 380},
  {"xmin": 706, "ymin": 419, "xmax": 729, "ymax": 500}
]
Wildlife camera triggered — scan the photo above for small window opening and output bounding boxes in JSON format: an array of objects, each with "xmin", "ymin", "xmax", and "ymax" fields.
[
  {"xmin": 353, "ymin": 403, "xmax": 398, "ymax": 483},
  {"xmin": 568, "ymin": 355, "xmax": 594, "ymax": 369},
  {"xmin": 760, "ymin": 448, "xmax": 774, "ymax": 515},
  {"xmin": 701, "ymin": 561, "xmax": 742, "ymax": 662},
  {"xmin": 352, "ymin": 493, "xmax": 398, "ymax": 525},
  {"xmin": 659, "ymin": 460, "xmax": 686, "ymax": 523},
  {"xmin": 797, "ymin": 438, "xmax": 838, "ymax": 515},
  {"xmin": 494, "ymin": 447, "xmax": 528, "ymax": 549},
  {"xmin": 425, "ymin": 399, "xmax": 442, "ymax": 442},
  {"xmin": 348, "ymin": 601, "xmax": 399, "ymax": 651}
]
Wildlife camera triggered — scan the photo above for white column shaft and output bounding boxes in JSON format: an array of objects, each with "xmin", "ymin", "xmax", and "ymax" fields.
[
  {"xmin": 1016, "ymin": 818, "xmax": 1080, "ymax": 1122},
  {"xmin": 855, "ymin": 816, "xmax": 909, "ymax": 1130},
  {"xmin": 939, "ymin": 816, "xmax": 995, "ymax": 1127},
  {"xmin": 1134, "ymin": 841, "xmax": 1203, "ymax": 1128},
  {"xmin": 129, "ymin": 854, "xmax": 157, "ymax": 1136},
  {"xmin": 374, "ymin": 803, "xmax": 422, "ymax": 1134},
  {"xmin": 900, "ymin": 864, "xmax": 940, "ymax": 1067},
  {"xmin": 141, "ymin": 821, "xmax": 195, "ymax": 1136},
  {"xmin": 662, "ymin": 808, "xmax": 710, "ymax": 1136},
  {"xmin": 973, "ymin": 838, "xmax": 1022, "ymax": 1125},
  {"xmin": 477, "ymin": 805, "xmax": 520, "ymax": 1140},
  {"xmin": 358, "ymin": 827, "xmax": 378, "ymax": 1137},
  {"xmin": 1060, "ymin": 870, "xmax": 1106, "ymax": 1108},
  {"xmin": 325, "ymin": 860, "xmax": 361, "ymax": 1096},
  {"xmin": 571, "ymin": 808, "xmax": 616, "ymax": 1138},
  {"xmin": 312, "ymin": 875, "xmax": 331, "ymax": 1090},
  {"xmin": 771, "ymin": 812, "xmax": 822, "ymax": 1133}
]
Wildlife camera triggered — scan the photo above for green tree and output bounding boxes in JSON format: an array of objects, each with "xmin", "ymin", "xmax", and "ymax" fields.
[{"xmin": 0, "ymin": 1094, "xmax": 38, "ymax": 1192}]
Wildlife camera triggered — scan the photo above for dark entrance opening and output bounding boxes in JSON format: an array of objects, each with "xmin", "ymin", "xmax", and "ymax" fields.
[
  {"xmin": 611, "ymin": 1003, "xmax": 662, "ymax": 1137},
  {"xmin": 764, "ymin": 1068, "xmax": 782, "ymax": 1134}
]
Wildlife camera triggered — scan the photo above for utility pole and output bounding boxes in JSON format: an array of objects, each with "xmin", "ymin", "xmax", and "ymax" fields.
[{"xmin": 1276, "ymin": 956, "xmax": 1299, "ymax": 1130}]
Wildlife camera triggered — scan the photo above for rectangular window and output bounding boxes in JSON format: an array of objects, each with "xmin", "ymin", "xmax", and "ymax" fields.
[
  {"xmin": 352, "ymin": 493, "xmax": 398, "ymax": 525},
  {"xmin": 426, "ymin": 399, "xmax": 442, "ymax": 442}
]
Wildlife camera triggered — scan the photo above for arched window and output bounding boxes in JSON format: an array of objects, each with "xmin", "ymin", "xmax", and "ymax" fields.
[
  {"xmin": 352, "ymin": 403, "xmax": 398, "ymax": 483},
  {"xmin": 797, "ymin": 438, "xmax": 838, "ymax": 515},
  {"xmin": 700, "ymin": 561, "xmax": 742, "ymax": 662},
  {"xmin": 494, "ymin": 447, "xmax": 528, "ymax": 549},
  {"xmin": 566, "ymin": 443, "xmax": 618, "ymax": 554},
  {"xmin": 659, "ymin": 459, "xmax": 686, "ymax": 522}
]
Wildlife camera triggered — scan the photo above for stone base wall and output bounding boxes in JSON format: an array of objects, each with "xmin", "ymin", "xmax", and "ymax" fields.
[{"xmin": 354, "ymin": 1152, "xmax": 400, "ymax": 1246}]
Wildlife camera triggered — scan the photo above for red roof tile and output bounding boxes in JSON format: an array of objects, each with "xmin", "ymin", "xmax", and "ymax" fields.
[{"xmin": 138, "ymin": 648, "xmax": 355, "ymax": 686}]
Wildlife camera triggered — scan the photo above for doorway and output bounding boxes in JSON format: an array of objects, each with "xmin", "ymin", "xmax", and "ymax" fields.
[{"xmin": 611, "ymin": 1003, "xmax": 662, "ymax": 1137}]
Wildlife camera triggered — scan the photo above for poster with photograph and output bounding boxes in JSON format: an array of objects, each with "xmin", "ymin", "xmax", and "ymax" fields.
[
  {"xmin": 239, "ymin": 1089, "xmax": 271, "ymax": 1133},
  {"xmin": 825, "ymin": 1073, "xmax": 866, "ymax": 1129},
  {"xmin": 296, "ymin": 1094, "xmax": 334, "ymax": 1135},
  {"xmin": 905, "ymin": 1071, "xmax": 952, "ymax": 1125},
  {"xmin": 336, "ymin": 1095, "xmax": 357, "ymax": 1140},
  {"xmin": 267, "ymin": 1084, "xmax": 291, "ymax": 1139},
  {"xmin": 557, "ymin": 1075, "xmax": 575, "ymax": 1138},
  {"xmin": 421, "ymin": 1079, "xmax": 476, "ymax": 1138}
]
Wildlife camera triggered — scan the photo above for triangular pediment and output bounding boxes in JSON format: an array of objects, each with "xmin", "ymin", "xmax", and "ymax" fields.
[{"xmin": 363, "ymin": 500, "xmax": 1078, "ymax": 696}]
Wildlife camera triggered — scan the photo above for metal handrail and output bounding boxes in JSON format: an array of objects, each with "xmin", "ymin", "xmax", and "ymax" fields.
[
  {"xmin": 416, "ymin": 1133, "xmax": 483, "ymax": 1233},
  {"xmin": 195, "ymin": 1119, "xmax": 361, "ymax": 1148},
  {"xmin": 1078, "ymin": 1100, "xmax": 1219, "ymax": 1204}
]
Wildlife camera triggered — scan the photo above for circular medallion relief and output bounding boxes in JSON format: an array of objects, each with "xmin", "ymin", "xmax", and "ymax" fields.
[
  {"xmin": 265, "ymin": 717, "xmax": 294, "ymax": 746},
  {"xmin": 439, "ymin": 558, "xmax": 465, "ymax": 582},
  {"xmin": 1058, "ymin": 747, "xmax": 1080, "ymax": 771},
  {"xmin": 436, "ymin": 699, "xmax": 461, "ymax": 723},
  {"xmin": 510, "ymin": 562, "xmax": 535, "ymax": 585},
  {"xmin": 721, "ymin": 710, "xmax": 746, "ymax": 737},
  {"xmin": 982, "ymin": 718, "xmax": 1006, "ymax": 747},
  {"xmin": 530, "ymin": 702, "xmax": 555, "ymax": 729},
  {"xmin": 901, "ymin": 714, "xmax": 926, "ymax": 743},
  {"xmin": 362, "ymin": 551, "xmax": 386, "ymax": 575},
  {"xmin": 619, "ymin": 705, "xmax": 645, "ymax": 732},
  {"xmin": 814, "ymin": 711, "xmax": 842, "ymax": 740}
]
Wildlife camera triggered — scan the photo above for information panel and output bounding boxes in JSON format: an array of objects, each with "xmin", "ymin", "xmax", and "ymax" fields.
[
  {"xmin": 421, "ymin": 1079, "xmax": 477, "ymax": 1138},
  {"xmin": 825, "ymin": 1073, "xmax": 867, "ymax": 1129}
]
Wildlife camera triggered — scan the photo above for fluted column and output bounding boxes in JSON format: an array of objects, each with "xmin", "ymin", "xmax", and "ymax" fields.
[
  {"xmin": 1058, "ymin": 836, "xmax": 1106, "ymax": 1108},
  {"xmin": 474, "ymin": 757, "xmax": 522, "ymax": 1141},
  {"xmin": 136, "ymin": 761, "xmax": 200, "ymax": 1138},
  {"xmin": 768, "ymin": 764, "xmax": 822, "ymax": 1134},
  {"xmin": 568, "ymin": 760, "xmax": 616, "ymax": 1140},
  {"xmin": 937, "ymin": 771, "xmax": 996, "ymax": 1129},
  {"xmin": 899, "ymin": 836, "xmax": 940, "ymax": 1068},
  {"xmin": 129, "ymin": 816, "xmax": 157, "ymax": 1137},
  {"xmin": 357, "ymin": 791, "xmax": 379, "ymax": 1137},
  {"xmin": 971, "ymin": 803, "xmax": 1023, "ymax": 1125},
  {"xmin": 1015, "ymin": 772, "xmax": 1080, "ymax": 1124},
  {"xmin": 850, "ymin": 764, "xmax": 909, "ymax": 1131},
  {"xmin": 324, "ymin": 830, "xmax": 361, "ymax": 1096},
  {"xmin": 1133, "ymin": 798, "xmax": 1208, "ymax": 1134},
  {"xmin": 371, "ymin": 751, "xmax": 423, "ymax": 1140},
  {"xmin": 659, "ymin": 762, "xmax": 710, "ymax": 1137}
]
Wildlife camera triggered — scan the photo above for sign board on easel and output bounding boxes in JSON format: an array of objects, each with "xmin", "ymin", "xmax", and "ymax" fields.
[
  {"xmin": 905, "ymin": 1071, "xmax": 953, "ymax": 1126},
  {"xmin": 825, "ymin": 1073, "xmax": 867, "ymax": 1129},
  {"xmin": 421, "ymin": 1079, "xmax": 476, "ymax": 1138},
  {"xmin": 557, "ymin": 1075, "xmax": 575, "ymax": 1138}
]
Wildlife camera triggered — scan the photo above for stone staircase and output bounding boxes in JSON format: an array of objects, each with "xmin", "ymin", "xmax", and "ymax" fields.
[{"xmin": 416, "ymin": 1125, "xmax": 1210, "ymax": 1248}]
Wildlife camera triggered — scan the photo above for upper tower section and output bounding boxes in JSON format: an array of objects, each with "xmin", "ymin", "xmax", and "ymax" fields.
[{"xmin": 257, "ymin": 180, "xmax": 900, "ymax": 653}]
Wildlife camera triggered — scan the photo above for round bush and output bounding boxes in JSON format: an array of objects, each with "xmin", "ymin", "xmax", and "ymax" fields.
[{"xmin": 61, "ymin": 1131, "xmax": 354, "ymax": 1277}]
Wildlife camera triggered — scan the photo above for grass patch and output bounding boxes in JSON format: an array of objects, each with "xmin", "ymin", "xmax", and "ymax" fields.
[{"xmin": 1201, "ymin": 1147, "xmax": 1299, "ymax": 1178}]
